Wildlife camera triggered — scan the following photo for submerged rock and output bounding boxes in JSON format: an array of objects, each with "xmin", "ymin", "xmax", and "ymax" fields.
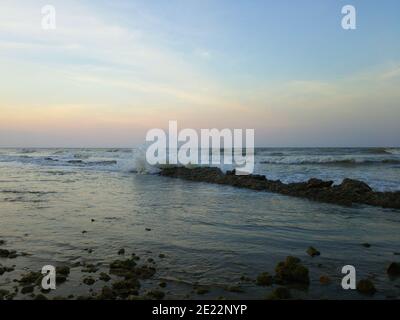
[
  {"xmin": 275, "ymin": 256, "xmax": 310, "ymax": 285},
  {"xmin": 0, "ymin": 249, "xmax": 10, "ymax": 257},
  {"xmin": 56, "ymin": 266, "xmax": 70, "ymax": 276},
  {"xmin": 81, "ymin": 264, "xmax": 99, "ymax": 273},
  {"xmin": 256, "ymin": 272, "xmax": 273, "ymax": 286},
  {"xmin": 21, "ymin": 285, "xmax": 34, "ymax": 294},
  {"xmin": 112, "ymin": 279, "xmax": 140, "ymax": 298},
  {"xmin": 83, "ymin": 277, "xmax": 96, "ymax": 286},
  {"xmin": 99, "ymin": 272, "xmax": 111, "ymax": 282},
  {"xmin": 387, "ymin": 262, "xmax": 400, "ymax": 277},
  {"xmin": 319, "ymin": 275, "xmax": 331, "ymax": 285},
  {"xmin": 225, "ymin": 285, "xmax": 244, "ymax": 293},
  {"xmin": 19, "ymin": 271, "xmax": 42, "ymax": 285},
  {"xmin": 97, "ymin": 286, "xmax": 116, "ymax": 300},
  {"xmin": 0, "ymin": 289, "xmax": 11, "ymax": 300},
  {"xmin": 307, "ymin": 246, "xmax": 320, "ymax": 257},
  {"xmin": 357, "ymin": 279, "xmax": 376, "ymax": 295},
  {"xmin": 267, "ymin": 287, "xmax": 291, "ymax": 300},
  {"xmin": 196, "ymin": 288, "xmax": 209, "ymax": 295},
  {"xmin": 146, "ymin": 290, "xmax": 165, "ymax": 300}
]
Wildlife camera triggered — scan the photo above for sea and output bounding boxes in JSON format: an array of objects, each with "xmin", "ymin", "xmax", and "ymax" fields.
[{"xmin": 0, "ymin": 147, "xmax": 399, "ymax": 299}]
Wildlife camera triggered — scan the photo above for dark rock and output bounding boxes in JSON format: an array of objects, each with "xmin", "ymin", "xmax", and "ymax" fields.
[
  {"xmin": 34, "ymin": 294, "xmax": 48, "ymax": 300},
  {"xmin": 158, "ymin": 254, "xmax": 166, "ymax": 258},
  {"xmin": 226, "ymin": 285, "xmax": 244, "ymax": 293},
  {"xmin": 21, "ymin": 286, "xmax": 34, "ymax": 294},
  {"xmin": 196, "ymin": 288, "xmax": 210, "ymax": 295},
  {"xmin": 56, "ymin": 266, "xmax": 70, "ymax": 276},
  {"xmin": 146, "ymin": 290, "xmax": 165, "ymax": 300},
  {"xmin": 83, "ymin": 277, "xmax": 96, "ymax": 285},
  {"xmin": 112, "ymin": 279, "xmax": 140, "ymax": 298},
  {"xmin": 275, "ymin": 256, "xmax": 310, "ymax": 285},
  {"xmin": 307, "ymin": 246, "xmax": 320, "ymax": 257},
  {"xmin": 339, "ymin": 179, "xmax": 372, "ymax": 194},
  {"xmin": 145, "ymin": 228, "xmax": 151, "ymax": 231},
  {"xmin": 357, "ymin": 279, "xmax": 376, "ymax": 295},
  {"xmin": 0, "ymin": 249, "xmax": 10, "ymax": 257},
  {"xmin": 267, "ymin": 287, "xmax": 291, "ymax": 300},
  {"xmin": 81, "ymin": 264, "xmax": 99, "ymax": 273},
  {"xmin": 97, "ymin": 286, "xmax": 116, "ymax": 300},
  {"xmin": 387, "ymin": 262, "xmax": 400, "ymax": 277},
  {"xmin": 19, "ymin": 271, "xmax": 42, "ymax": 285},
  {"xmin": 0, "ymin": 289, "xmax": 10, "ymax": 300},
  {"xmin": 319, "ymin": 275, "xmax": 331, "ymax": 285},
  {"xmin": 118, "ymin": 248, "xmax": 125, "ymax": 255},
  {"xmin": 56, "ymin": 275, "xmax": 67, "ymax": 284},
  {"xmin": 158, "ymin": 167, "xmax": 400, "ymax": 209},
  {"xmin": 99, "ymin": 272, "xmax": 111, "ymax": 282},
  {"xmin": 362, "ymin": 243, "xmax": 371, "ymax": 248},
  {"xmin": 0, "ymin": 240, "xmax": 5, "ymax": 246},
  {"xmin": 8, "ymin": 251, "xmax": 18, "ymax": 259},
  {"xmin": 159, "ymin": 281, "xmax": 167, "ymax": 288},
  {"xmin": 256, "ymin": 272, "xmax": 273, "ymax": 286},
  {"xmin": 82, "ymin": 230, "xmax": 87, "ymax": 234}
]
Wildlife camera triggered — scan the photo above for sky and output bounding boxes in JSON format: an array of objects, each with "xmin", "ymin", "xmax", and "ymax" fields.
[{"xmin": 0, "ymin": 0, "xmax": 399, "ymax": 147}]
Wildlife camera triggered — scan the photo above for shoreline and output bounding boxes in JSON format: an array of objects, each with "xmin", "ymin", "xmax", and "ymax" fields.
[{"xmin": 159, "ymin": 166, "xmax": 400, "ymax": 209}]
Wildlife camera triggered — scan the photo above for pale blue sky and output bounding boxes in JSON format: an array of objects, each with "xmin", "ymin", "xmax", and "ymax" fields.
[{"xmin": 1, "ymin": 0, "xmax": 399, "ymax": 147}]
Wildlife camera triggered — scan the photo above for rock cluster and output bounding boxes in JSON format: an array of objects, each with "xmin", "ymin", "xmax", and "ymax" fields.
[{"xmin": 159, "ymin": 167, "xmax": 400, "ymax": 209}]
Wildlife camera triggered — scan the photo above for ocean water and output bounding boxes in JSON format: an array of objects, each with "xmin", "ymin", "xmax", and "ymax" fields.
[{"xmin": 0, "ymin": 147, "xmax": 399, "ymax": 299}]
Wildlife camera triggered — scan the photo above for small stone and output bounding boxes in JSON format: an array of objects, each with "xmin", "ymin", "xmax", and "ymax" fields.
[
  {"xmin": 56, "ymin": 266, "xmax": 70, "ymax": 276},
  {"xmin": 0, "ymin": 289, "xmax": 10, "ymax": 300},
  {"xmin": 306, "ymin": 246, "xmax": 320, "ymax": 257},
  {"xmin": 159, "ymin": 282, "xmax": 167, "ymax": 288},
  {"xmin": 256, "ymin": 272, "xmax": 273, "ymax": 286},
  {"xmin": 319, "ymin": 275, "xmax": 331, "ymax": 285},
  {"xmin": 362, "ymin": 243, "xmax": 371, "ymax": 248},
  {"xmin": 21, "ymin": 286, "xmax": 34, "ymax": 294},
  {"xmin": 0, "ymin": 240, "xmax": 5, "ymax": 246},
  {"xmin": 81, "ymin": 264, "xmax": 99, "ymax": 273},
  {"xmin": 267, "ymin": 287, "xmax": 291, "ymax": 300},
  {"xmin": 0, "ymin": 249, "xmax": 10, "ymax": 257},
  {"xmin": 357, "ymin": 279, "xmax": 376, "ymax": 295},
  {"xmin": 226, "ymin": 285, "xmax": 244, "ymax": 293},
  {"xmin": 97, "ymin": 286, "xmax": 116, "ymax": 300},
  {"xmin": 275, "ymin": 256, "xmax": 310, "ymax": 285},
  {"xmin": 82, "ymin": 230, "xmax": 87, "ymax": 234},
  {"xmin": 145, "ymin": 228, "xmax": 151, "ymax": 231},
  {"xmin": 99, "ymin": 272, "xmax": 111, "ymax": 282},
  {"xmin": 147, "ymin": 290, "xmax": 165, "ymax": 300},
  {"xmin": 56, "ymin": 275, "xmax": 67, "ymax": 284},
  {"xmin": 83, "ymin": 277, "xmax": 96, "ymax": 286},
  {"xmin": 118, "ymin": 248, "xmax": 125, "ymax": 255},
  {"xmin": 387, "ymin": 262, "xmax": 400, "ymax": 277},
  {"xmin": 196, "ymin": 288, "xmax": 209, "ymax": 295},
  {"xmin": 91, "ymin": 219, "xmax": 95, "ymax": 222},
  {"xmin": 19, "ymin": 271, "xmax": 42, "ymax": 285},
  {"xmin": 158, "ymin": 254, "xmax": 165, "ymax": 258}
]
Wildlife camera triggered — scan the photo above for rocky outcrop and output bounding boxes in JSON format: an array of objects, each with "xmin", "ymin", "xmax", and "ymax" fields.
[{"xmin": 159, "ymin": 166, "xmax": 400, "ymax": 209}]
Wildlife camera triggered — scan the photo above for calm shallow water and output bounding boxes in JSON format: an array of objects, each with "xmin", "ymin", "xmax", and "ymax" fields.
[{"xmin": 0, "ymin": 148, "xmax": 399, "ymax": 299}]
